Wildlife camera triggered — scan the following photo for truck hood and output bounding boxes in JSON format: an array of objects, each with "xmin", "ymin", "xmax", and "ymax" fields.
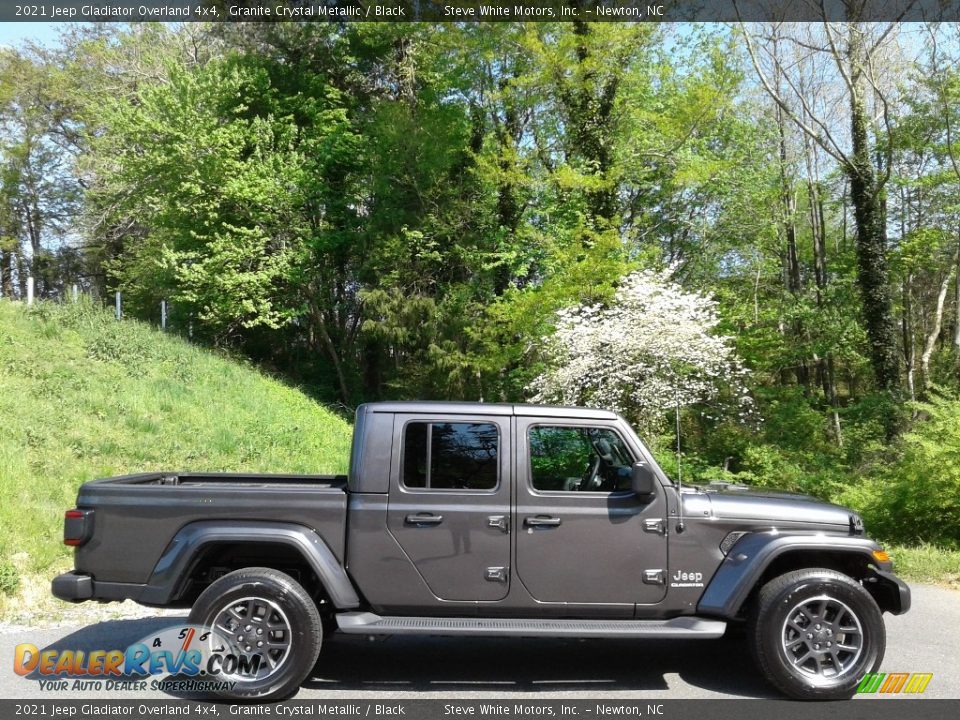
[{"xmin": 683, "ymin": 485, "xmax": 854, "ymax": 528}]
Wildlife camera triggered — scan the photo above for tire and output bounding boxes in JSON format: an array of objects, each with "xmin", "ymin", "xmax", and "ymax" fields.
[
  {"xmin": 188, "ymin": 567, "xmax": 322, "ymax": 701},
  {"xmin": 748, "ymin": 568, "xmax": 885, "ymax": 700}
]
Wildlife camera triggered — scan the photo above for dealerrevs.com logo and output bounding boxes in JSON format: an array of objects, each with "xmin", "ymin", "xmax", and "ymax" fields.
[
  {"xmin": 13, "ymin": 624, "xmax": 262, "ymax": 693},
  {"xmin": 857, "ymin": 672, "xmax": 934, "ymax": 694}
]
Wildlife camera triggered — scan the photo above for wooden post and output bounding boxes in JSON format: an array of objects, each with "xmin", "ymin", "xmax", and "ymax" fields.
[
  {"xmin": 72, "ymin": 284, "xmax": 78, "ymax": 303},
  {"xmin": 26, "ymin": 277, "xmax": 34, "ymax": 306},
  {"xmin": 115, "ymin": 291, "xmax": 121, "ymax": 320},
  {"xmin": 161, "ymin": 300, "xmax": 167, "ymax": 330}
]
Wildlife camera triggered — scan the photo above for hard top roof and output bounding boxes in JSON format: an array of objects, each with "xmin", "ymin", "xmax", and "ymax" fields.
[{"xmin": 359, "ymin": 401, "xmax": 619, "ymax": 420}]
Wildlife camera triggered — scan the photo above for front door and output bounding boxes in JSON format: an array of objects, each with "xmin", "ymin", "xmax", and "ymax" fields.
[
  {"xmin": 387, "ymin": 414, "xmax": 511, "ymax": 602},
  {"xmin": 514, "ymin": 418, "xmax": 668, "ymax": 609}
]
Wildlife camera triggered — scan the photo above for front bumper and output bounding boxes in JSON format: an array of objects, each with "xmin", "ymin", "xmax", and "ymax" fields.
[{"xmin": 873, "ymin": 568, "xmax": 911, "ymax": 615}]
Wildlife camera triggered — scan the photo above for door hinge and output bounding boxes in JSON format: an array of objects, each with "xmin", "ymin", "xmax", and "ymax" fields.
[
  {"xmin": 487, "ymin": 515, "xmax": 509, "ymax": 532},
  {"xmin": 485, "ymin": 566, "xmax": 508, "ymax": 583},
  {"xmin": 643, "ymin": 518, "xmax": 665, "ymax": 534},
  {"xmin": 643, "ymin": 569, "xmax": 665, "ymax": 585}
]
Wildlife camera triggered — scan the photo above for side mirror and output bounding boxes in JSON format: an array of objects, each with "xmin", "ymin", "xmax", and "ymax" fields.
[{"xmin": 631, "ymin": 462, "xmax": 656, "ymax": 497}]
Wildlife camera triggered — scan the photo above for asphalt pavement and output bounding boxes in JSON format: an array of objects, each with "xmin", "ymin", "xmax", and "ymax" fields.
[{"xmin": 1, "ymin": 584, "xmax": 957, "ymax": 700}]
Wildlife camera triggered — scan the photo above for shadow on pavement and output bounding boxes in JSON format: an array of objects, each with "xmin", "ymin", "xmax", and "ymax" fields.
[
  {"xmin": 18, "ymin": 616, "xmax": 189, "ymax": 684},
  {"xmin": 13, "ymin": 617, "xmax": 774, "ymax": 698},
  {"xmin": 303, "ymin": 633, "xmax": 776, "ymax": 698}
]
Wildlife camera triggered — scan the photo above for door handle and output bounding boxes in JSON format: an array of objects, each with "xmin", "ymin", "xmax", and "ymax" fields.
[
  {"xmin": 524, "ymin": 515, "xmax": 561, "ymax": 528},
  {"xmin": 405, "ymin": 513, "xmax": 443, "ymax": 526}
]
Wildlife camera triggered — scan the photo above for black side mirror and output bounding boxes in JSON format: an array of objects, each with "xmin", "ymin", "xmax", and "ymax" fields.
[{"xmin": 631, "ymin": 462, "xmax": 656, "ymax": 497}]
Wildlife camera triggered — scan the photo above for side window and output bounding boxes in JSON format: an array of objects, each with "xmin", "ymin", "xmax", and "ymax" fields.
[
  {"xmin": 403, "ymin": 422, "xmax": 499, "ymax": 491},
  {"xmin": 529, "ymin": 426, "xmax": 634, "ymax": 493}
]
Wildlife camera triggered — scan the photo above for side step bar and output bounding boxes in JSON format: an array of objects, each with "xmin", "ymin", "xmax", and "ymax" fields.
[{"xmin": 335, "ymin": 612, "xmax": 726, "ymax": 639}]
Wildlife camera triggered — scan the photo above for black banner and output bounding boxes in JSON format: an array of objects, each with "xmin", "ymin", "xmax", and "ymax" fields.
[
  {"xmin": 3, "ymin": 1, "xmax": 960, "ymax": 24},
  {"xmin": 1, "ymin": 700, "xmax": 959, "ymax": 720}
]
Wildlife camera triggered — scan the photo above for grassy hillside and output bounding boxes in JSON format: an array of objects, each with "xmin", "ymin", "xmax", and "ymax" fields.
[{"xmin": 0, "ymin": 298, "xmax": 353, "ymax": 608}]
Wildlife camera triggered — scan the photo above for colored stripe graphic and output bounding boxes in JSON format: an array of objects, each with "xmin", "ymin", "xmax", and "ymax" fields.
[
  {"xmin": 857, "ymin": 673, "xmax": 884, "ymax": 693},
  {"xmin": 903, "ymin": 673, "xmax": 933, "ymax": 694},
  {"xmin": 880, "ymin": 673, "xmax": 909, "ymax": 693},
  {"xmin": 857, "ymin": 672, "xmax": 932, "ymax": 694},
  {"xmin": 180, "ymin": 627, "xmax": 196, "ymax": 652}
]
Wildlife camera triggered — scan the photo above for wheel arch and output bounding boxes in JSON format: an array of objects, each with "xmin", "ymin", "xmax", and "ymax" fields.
[
  {"xmin": 697, "ymin": 532, "xmax": 907, "ymax": 619},
  {"xmin": 140, "ymin": 521, "xmax": 361, "ymax": 610}
]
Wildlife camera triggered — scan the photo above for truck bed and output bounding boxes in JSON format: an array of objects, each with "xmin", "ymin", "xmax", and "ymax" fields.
[
  {"xmin": 73, "ymin": 472, "xmax": 350, "ymax": 586},
  {"xmin": 93, "ymin": 471, "xmax": 348, "ymax": 488}
]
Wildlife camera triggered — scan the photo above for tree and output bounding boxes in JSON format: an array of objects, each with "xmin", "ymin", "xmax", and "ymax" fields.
[
  {"xmin": 0, "ymin": 46, "xmax": 81, "ymax": 298},
  {"xmin": 739, "ymin": 18, "xmax": 904, "ymax": 412},
  {"xmin": 90, "ymin": 55, "xmax": 345, "ymax": 339},
  {"xmin": 530, "ymin": 268, "xmax": 752, "ymax": 434}
]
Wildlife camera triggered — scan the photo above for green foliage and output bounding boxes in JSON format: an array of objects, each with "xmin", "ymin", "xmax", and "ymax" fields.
[
  {"xmin": 0, "ymin": 560, "xmax": 18, "ymax": 596},
  {"xmin": 885, "ymin": 544, "xmax": 960, "ymax": 588},
  {"xmin": 838, "ymin": 391, "xmax": 960, "ymax": 548},
  {"xmin": 92, "ymin": 56, "xmax": 329, "ymax": 337},
  {"xmin": 6, "ymin": 23, "xmax": 960, "ymax": 557},
  {"xmin": 0, "ymin": 299, "xmax": 352, "ymax": 580},
  {"xmin": 72, "ymin": 24, "xmax": 782, "ymax": 408}
]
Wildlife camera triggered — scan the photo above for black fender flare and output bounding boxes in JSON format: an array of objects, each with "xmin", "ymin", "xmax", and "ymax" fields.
[
  {"xmin": 697, "ymin": 532, "xmax": 909, "ymax": 618},
  {"xmin": 139, "ymin": 520, "xmax": 361, "ymax": 609}
]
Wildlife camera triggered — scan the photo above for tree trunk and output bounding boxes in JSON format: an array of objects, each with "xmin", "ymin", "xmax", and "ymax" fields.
[
  {"xmin": 15, "ymin": 248, "xmax": 27, "ymax": 298},
  {"xmin": 494, "ymin": 74, "xmax": 523, "ymax": 294},
  {"xmin": 0, "ymin": 248, "xmax": 11, "ymax": 298},
  {"xmin": 847, "ymin": 25, "xmax": 901, "ymax": 403},
  {"xmin": 307, "ymin": 299, "xmax": 351, "ymax": 406},
  {"xmin": 827, "ymin": 354, "xmax": 843, "ymax": 447},
  {"xmin": 776, "ymin": 98, "xmax": 807, "ymax": 390},
  {"xmin": 954, "ymin": 229, "xmax": 960, "ymax": 349},
  {"xmin": 902, "ymin": 274, "xmax": 915, "ymax": 403},
  {"xmin": 318, "ymin": 321, "xmax": 351, "ymax": 407},
  {"xmin": 566, "ymin": 18, "xmax": 619, "ymax": 228},
  {"xmin": 920, "ymin": 256, "xmax": 957, "ymax": 387},
  {"xmin": 803, "ymin": 133, "xmax": 842, "ymax": 444}
]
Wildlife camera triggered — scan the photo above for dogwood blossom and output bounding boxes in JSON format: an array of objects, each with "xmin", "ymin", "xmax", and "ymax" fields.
[{"xmin": 530, "ymin": 269, "xmax": 752, "ymax": 431}]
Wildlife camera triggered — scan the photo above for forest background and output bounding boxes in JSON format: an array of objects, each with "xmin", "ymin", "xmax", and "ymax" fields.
[{"xmin": 3, "ymin": 17, "xmax": 960, "ymax": 582}]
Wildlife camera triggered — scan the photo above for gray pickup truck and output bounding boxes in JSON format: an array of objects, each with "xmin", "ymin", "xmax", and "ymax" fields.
[{"xmin": 53, "ymin": 402, "xmax": 909, "ymax": 701}]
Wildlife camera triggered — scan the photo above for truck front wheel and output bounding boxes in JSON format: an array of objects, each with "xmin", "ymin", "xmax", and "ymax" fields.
[
  {"xmin": 748, "ymin": 568, "xmax": 885, "ymax": 700},
  {"xmin": 188, "ymin": 567, "xmax": 322, "ymax": 701}
]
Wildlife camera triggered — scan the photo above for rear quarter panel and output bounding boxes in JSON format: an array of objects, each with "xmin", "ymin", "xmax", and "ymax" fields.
[{"xmin": 74, "ymin": 476, "xmax": 348, "ymax": 584}]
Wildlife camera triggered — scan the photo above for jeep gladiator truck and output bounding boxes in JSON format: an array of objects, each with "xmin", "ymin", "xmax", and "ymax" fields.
[{"xmin": 53, "ymin": 402, "xmax": 910, "ymax": 701}]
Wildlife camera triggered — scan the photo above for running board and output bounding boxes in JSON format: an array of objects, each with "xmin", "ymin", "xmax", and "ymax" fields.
[{"xmin": 335, "ymin": 612, "xmax": 726, "ymax": 639}]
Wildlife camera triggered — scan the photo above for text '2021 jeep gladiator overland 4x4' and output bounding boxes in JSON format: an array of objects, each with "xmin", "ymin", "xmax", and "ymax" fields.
[{"xmin": 53, "ymin": 402, "xmax": 910, "ymax": 701}]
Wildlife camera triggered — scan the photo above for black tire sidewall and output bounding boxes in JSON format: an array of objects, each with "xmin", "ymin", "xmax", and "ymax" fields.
[
  {"xmin": 753, "ymin": 572, "xmax": 885, "ymax": 700},
  {"xmin": 188, "ymin": 569, "xmax": 322, "ymax": 701}
]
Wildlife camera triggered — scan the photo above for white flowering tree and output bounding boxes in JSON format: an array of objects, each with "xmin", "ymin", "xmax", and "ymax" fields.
[{"xmin": 530, "ymin": 269, "xmax": 752, "ymax": 433}]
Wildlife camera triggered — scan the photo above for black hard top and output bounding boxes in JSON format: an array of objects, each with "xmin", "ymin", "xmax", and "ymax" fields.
[{"xmin": 359, "ymin": 401, "xmax": 619, "ymax": 421}]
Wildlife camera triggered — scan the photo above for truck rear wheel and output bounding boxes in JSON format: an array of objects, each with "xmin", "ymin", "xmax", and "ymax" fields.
[
  {"xmin": 188, "ymin": 567, "xmax": 322, "ymax": 701},
  {"xmin": 748, "ymin": 568, "xmax": 884, "ymax": 700}
]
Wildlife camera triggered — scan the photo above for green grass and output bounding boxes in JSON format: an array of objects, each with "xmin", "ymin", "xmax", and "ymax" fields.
[
  {"xmin": 888, "ymin": 544, "xmax": 960, "ymax": 589},
  {"xmin": 0, "ymin": 298, "xmax": 353, "ymax": 597}
]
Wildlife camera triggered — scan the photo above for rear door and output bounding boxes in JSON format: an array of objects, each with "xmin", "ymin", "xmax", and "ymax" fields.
[
  {"xmin": 387, "ymin": 413, "xmax": 511, "ymax": 601},
  {"xmin": 514, "ymin": 418, "xmax": 668, "ymax": 610}
]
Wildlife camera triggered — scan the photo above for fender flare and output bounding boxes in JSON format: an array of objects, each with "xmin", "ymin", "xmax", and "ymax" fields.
[
  {"xmin": 697, "ymin": 532, "xmax": 894, "ymax": 618},
  {"xmin": 139, "ymin": 520, "xmax": 361, "ymax": 609}
]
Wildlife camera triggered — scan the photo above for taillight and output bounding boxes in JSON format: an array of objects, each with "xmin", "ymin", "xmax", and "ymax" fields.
[{"xmin": 64, "ymin": 509, "xmax": 93, "ymax": 547}]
